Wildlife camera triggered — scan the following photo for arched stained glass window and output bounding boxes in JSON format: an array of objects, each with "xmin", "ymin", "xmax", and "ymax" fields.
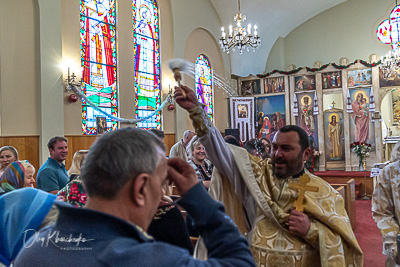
[
  {"xmin": 133, "ymin": 0, "xmax": 161, "ymax": 129},
  {"xmin": 377, "ymin": 4, "xmax": 400, "ymax": 50},
  {"xmin": 80, "ymin": 0, "xmax": 118, "ymax": 135},
  {"xmin": 195, "ymin": 54, "xmax": 213, "ymax": 121}
]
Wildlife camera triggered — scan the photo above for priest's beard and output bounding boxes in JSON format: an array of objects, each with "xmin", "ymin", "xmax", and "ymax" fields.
[{"xmin": 271, "ymin": 152, "xmax": 304, "ymax": 179}]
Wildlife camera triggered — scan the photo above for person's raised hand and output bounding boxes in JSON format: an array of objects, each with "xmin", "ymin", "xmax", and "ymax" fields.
[
  {"xmin": 174, "ymin": 85, "xmax": 199, "ymax": 111},
  {"xmin": 167, "ymin": 157, "xmax": 198, "ymax": 195},
  {"xmin": 287, "ymin": 209, "xmax": 311, "ymax": 237}
]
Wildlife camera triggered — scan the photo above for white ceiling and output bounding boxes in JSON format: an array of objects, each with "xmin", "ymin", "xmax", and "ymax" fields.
[{"xmin": 209, "ymin": 0, "xmax": 348, "ymax": 76}]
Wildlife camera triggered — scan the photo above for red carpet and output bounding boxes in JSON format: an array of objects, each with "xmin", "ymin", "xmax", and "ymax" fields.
[{"xmin": 354, "ymin": 200, "xmax": 386, "ymax": 266}]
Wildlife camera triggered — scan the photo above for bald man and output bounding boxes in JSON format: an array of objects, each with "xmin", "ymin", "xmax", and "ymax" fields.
[{"xmin": 169, "ymin": 130, "xmax": 195, "ymax": 161}]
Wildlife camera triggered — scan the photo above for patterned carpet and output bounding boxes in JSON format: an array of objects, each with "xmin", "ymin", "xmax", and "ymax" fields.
[{"xmin": 353, "ymin": 200, "xmax": 386, "ymax": 266}]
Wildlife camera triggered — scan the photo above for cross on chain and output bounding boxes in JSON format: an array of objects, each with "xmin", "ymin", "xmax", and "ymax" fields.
[{"xmin": 288, "ymin": 174, "xmax": 319, "ymax": 212}]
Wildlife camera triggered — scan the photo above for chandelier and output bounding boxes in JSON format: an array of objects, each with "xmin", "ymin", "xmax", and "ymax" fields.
[
  {"xmin": 219, "ymin": 0, "xmax": 261, "ymax": 55},
  {"xmin": 380, "ymin": 50, "xmax": 400, "ymax": 71}
]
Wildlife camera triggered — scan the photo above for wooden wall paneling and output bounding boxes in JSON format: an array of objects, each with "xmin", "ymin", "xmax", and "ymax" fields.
[
  {"xmin": 0, "ymin": 136, "xmax": 40, "ymax": 186},
  {"xmin": 164, "ymin": 134, "xmax": 175, "ymax": 157},
  {"xmin": 0, "ymin": 136, "xmax": 40, "ymax": 171},
  {"xmin": 65, "ymin": 135, "xmax": 97, "ymax": 170}
]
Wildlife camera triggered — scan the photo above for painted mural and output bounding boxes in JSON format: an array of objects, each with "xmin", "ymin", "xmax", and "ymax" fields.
[
  {"xmin": 349, "ymin": 88, "xmax": 375, "ymax": 150},
  {"xmin": 296, "ymin": 92, "xmax": 319, "ymax": 150},
  {"xmin": 241, "ymin": 79, "xmax": 261, "ymax": 95},
  {"xmin": 322, "ymin": 71, "xmax": 342, "ymax": 89},
  {"xmin": 324, "ymin": 109, "xmax": 345, "ymax": 161},
  {"xmin": 295, "ymin": 75, "xmax": 316, "ymax": 91},
  {"xmin": 255, "ymin": 95, "xmax": 286, "ymax": 141},
  {"xmin": 347, "ymin": 69, "xmax": 372, "ymax": 87},
  {"xmin": 265, "ymin": 76, "xmax": 285, "ymax": 93},
  {"xmin": 380, "ymin": 68, "xmax": 400, "ymax": 87}
]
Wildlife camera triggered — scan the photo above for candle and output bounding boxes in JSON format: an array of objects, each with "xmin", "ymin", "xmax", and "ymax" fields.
[
  {"xmin": 248, "ymin": 24, "xmax": 251, "ymax": 35},
  {"xmin": 389, "ymin": 120, "xmax": 391, "ymax": 129}
]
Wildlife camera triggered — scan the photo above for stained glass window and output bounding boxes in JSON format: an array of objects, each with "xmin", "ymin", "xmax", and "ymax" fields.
[
  {"xmin": 377, "ymin": 4, "xmax": 400, "ymax": 51},
  {"xmin": 133, "ymin": 0, "xmax": 161, "ymax": 130},
  {"xmin": 195, "ymin": 54, "xmax": 213, "ymax": 121},
  {"xmin": 80, "ymin": 0, "xmax": 118, "ymax": 135}
]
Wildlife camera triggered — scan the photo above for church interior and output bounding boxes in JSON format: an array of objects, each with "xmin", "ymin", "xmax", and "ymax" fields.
[{"xmin": 2, "ymin": 0, "xmax": 400, "ymax": 265}]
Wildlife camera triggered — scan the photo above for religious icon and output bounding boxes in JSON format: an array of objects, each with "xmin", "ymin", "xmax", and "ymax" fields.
[
  {"xmin": 324, "ymin": 111, "xmax": 345, "ymax": 161},
  {"xmin": 296, "ymin": 92, "xmax": 319, "ymax": 151},
  {"xmin": 96, "ymin": 117, "xmax": 107, "ymax": 135},
  {"xmin": 265, "ymin": 76, "xmax": 285, "ymax": 93},
  {"xmin": 299, "ymin": 95, "xmax": 314, "ymax": 137},
  {"xmin": 294, "ymin": 75, "xmax": 316, "ymax": 91},
  {"xmin": 380, "ymin": 67, "xmax": 400, "ymax": 87},
  {"xmin": 349, "ymin": 88, "xmax": 375, "ymax": 150},
  {"xmin": 237, "ymin": 104, "xmax": 248, "ymax": 118},
  {"xmin": 322, "ymin": 71, "xmax": 342, "ymax": 89},
  {"xmin": 241, "ymin": 79, "xmax": 261, "ymax": 95},
  {"xmin": 255, "ymin": 95, "xmax": 286, "ymax": 141},
  {"xmin": 347, "ymin": 69, "xmax": 372, "ymax": 87},
  {"xmin": 392, "ymin": 89, "xmax": 400, "ymax": 124}
]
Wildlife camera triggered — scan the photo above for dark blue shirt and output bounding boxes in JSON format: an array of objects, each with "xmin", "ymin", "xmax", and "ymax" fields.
[
  {"xmin": 14, "ymin": 183, "xmax": 255, "ymax": 266},
  {"xmin": 36, "ymin": 157, "xmax": 69, "ymax": 192}
]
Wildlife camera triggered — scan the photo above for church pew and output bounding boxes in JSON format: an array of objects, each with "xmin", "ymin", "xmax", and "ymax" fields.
[
  {"xmin": 345, "ymin": 179, "xmax": 357, "ymax": 230},
  {"xmin": 335, "ymin": 186, "xmax": 345, "ymax": 203},
  {"xmin": 315, "ymin": 171, "xmax": 372, "ymax": 197},
  {"xmin": 328, "ymin": 180, "xmax": 356, "ymax": 230}
]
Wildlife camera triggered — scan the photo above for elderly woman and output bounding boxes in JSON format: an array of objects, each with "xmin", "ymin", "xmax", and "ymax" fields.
[
  {"xmin": 0, "ymin": 188, "xmax": 57, "ymax": 266},
  {"xmin": 187, "ymin": 138, "xmax": 213, "ymax": 190},
  {"xmin": 0, "ymin": 161, "xmax": 35, "ymax": 194},
  {"xmin": 372, "ymin": 141, "xmax": 400, "ymax": 266},
  {"xmin": 0, "ymin": 146, "xmax": 18, "ymax": 177}
]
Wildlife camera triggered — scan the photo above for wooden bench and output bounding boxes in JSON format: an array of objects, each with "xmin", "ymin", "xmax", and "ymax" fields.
[{"xmin": 327, "ymin": 179, "xmax": 356, "ymax": 230}]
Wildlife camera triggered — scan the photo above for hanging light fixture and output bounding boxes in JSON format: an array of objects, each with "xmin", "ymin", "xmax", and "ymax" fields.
[
  {"xmin": 377, "ymin": 1, "xmax": 400, "ymax": 70},
  {"xmin": 219, "ymin": 0, "xmax": 261, "ymax": 55}
]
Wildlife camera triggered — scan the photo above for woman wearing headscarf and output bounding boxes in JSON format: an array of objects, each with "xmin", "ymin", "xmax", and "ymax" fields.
[
  {"xmin": 0, "ymin": 161, "xmax": 35, "ymax": 194},
  {"xmin": 0, "ymin": 146, "xmax": 18, "ymax": 177},
  {"xmin": 0, "ymin": 188, "xmax": 57, "ymax": 266}
]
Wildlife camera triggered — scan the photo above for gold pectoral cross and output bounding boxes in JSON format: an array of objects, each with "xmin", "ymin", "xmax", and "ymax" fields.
[{"xmin": 288, "ymin": 174, "xmax": 319, "ymax": 212}]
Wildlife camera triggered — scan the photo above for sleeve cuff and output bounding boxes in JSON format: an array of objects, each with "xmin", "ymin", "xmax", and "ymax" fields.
[
  {"xmin": 177, "ymin": 182, "xmax": 221, "ymax": 225},
  {"xmin": 304, "ymin": 221, "xmax": 319, "ymax": 247}
]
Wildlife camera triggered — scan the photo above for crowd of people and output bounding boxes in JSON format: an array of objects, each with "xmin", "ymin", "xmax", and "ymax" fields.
[{"xmin": 0, "ymin": 84, "xmax": 399, "ymax": 266}]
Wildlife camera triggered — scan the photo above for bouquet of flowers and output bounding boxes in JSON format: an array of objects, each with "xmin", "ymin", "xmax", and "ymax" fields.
[
  {"xmin": 350, "ymin": 142, "xmax": 371, "ymax": 167},
  {"xmin": 305, "ymin": 149, "xmax": 321, "ymax": 173}
]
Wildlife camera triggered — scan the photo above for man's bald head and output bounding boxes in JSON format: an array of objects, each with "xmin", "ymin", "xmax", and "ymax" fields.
[{"xmin": 183, "ymin": 130, "xmax": 195, "ymax": 145}]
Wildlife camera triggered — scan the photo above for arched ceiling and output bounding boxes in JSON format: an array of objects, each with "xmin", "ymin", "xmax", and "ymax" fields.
[{"xmin": 209, "ymin": 0, "xmax": 348, "ymax": 76}]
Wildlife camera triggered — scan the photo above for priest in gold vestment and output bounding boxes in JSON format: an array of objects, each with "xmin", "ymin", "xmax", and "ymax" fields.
[{"xmin": 175, "ymin": 85, "xmax": 363, "ymax": 267}]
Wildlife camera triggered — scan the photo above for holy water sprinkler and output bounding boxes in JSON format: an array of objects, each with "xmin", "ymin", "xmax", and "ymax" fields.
[{"xmin": 167, "ymin": 58, "xmax": 192, "ymax": 99}]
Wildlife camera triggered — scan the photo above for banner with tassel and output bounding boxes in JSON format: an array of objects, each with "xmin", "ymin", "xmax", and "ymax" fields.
[
  {"xmin": 369, "ymin": 88, "xmax": 375, "ymax": 112},
  {"xmin": 293, "ymin": 93, "xmax": 298, "ymax": 117},
  {"xmin": 346, "ymin": 89, "xmax": 353, "ymax": 113},
  {"xmin": 313, "ymin": 91, "xmax": 319, "ymax": 115}
]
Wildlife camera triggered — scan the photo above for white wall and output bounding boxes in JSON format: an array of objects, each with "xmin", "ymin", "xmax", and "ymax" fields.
[{"xmin": 266, "ymin": 0, "xmax": 395, "ymax": 72}]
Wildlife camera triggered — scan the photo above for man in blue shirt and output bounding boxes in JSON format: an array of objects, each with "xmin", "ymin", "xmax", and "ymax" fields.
[
  {"xmin": 36, "ymin": 136, "xmax": 69, "ymax": 194},
  {"xmin": 14, "ymin": 128, "xmax": 255, "ymax": 266}
]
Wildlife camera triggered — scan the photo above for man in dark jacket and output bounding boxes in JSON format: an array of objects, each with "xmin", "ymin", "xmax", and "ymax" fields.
[{"xmin": 14, "ymin": 127, "xmax": 255, "ymax": 267}]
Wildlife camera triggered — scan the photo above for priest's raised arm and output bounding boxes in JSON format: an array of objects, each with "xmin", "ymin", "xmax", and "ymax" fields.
[{"xmin": 174, "ymin": 85, "xmax": 363, "ymax": 266}]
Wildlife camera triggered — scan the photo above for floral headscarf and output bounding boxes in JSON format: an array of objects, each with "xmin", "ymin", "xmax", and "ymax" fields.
[
  {"xmin": 0, "ymin": 161, "xmax": 30, "ymax": 193},
  {"xmin": 56, "ymin": 176, "xmax": 87, "ymax": 207}
]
